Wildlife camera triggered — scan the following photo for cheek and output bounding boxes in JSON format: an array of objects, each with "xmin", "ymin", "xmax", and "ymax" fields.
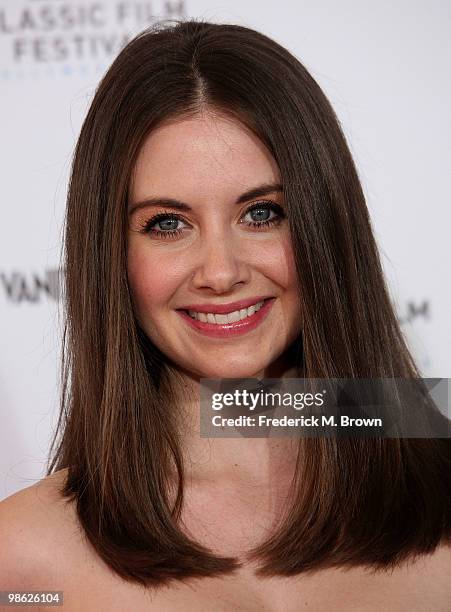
[
  {"xmin": 127, "ymin": 245, "xmax": 183, "ymax": 316},
  {"xmin": 256, "ymin": 235, "xmax": 299, "ymax": 290},
  {"xmin": 285, "ymin": 241, "xmax": 299, "ymax": 290}
]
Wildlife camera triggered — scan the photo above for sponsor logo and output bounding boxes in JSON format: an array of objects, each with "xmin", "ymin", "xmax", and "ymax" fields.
[
  {"xmin": 398, "ymin": 300, "xmax": 430, "ymax": 324},
  {"xmin": 0, "ymin": 269, "xmax": 61, "ymax": 302}
]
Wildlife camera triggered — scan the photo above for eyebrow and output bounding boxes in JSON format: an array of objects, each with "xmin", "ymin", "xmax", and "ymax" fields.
[{"xmin": 128, "ymin": 182, "xmax": 283, "ymax": 215}]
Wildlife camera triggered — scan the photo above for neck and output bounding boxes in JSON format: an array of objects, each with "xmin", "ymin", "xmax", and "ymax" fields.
[{"xmin": 166, "ymin": 351, "xmax": 301, "ymax": 487}]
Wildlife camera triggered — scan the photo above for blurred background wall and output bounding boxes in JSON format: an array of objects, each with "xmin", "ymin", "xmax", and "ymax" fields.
[{"xmin": 1, "ymin": 0, "xmax": 450, "ymax": 499}]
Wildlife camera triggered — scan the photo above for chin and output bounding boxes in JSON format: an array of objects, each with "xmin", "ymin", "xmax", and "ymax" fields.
[
  {"xmin": 194, "ymin": 363, "xmax": 267, "ymax": 380},
  {"xmin": 203, "ymin": 367, "xmax": 263, "ymax": 378}
]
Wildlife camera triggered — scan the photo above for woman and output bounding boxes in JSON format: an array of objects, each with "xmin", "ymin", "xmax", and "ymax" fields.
[{"xmin": 1, "ymin": 19, "xmax": 450, "ymax": 610}]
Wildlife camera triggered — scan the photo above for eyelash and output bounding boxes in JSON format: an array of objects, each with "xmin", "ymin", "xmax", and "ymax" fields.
[{"xmin": 138, "ymin": 201, "xmax": 285, "ymax": 239}]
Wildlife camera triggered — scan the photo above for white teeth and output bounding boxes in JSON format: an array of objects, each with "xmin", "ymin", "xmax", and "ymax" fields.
[
  {"xmin": 187, "ymin": 301, "xmax": 266, "ymax": 324},
  {"xmin": 227, "ymin": 310, "xmax": 241, "ymax": 323},
  {"xmin": 214, "ymin": 313, "xmax": 229, "ymax": 324}
]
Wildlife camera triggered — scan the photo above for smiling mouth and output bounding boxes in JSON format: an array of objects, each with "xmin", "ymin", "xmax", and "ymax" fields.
[
  {"xmin": 176, "ymin": 298, "xmax": 275, "ymax": 338},
  {"xmin": 180, "ymin": 298, "xmax": 274, "ymax": 325}
]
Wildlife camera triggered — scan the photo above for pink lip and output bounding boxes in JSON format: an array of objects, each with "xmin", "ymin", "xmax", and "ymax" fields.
[
  {"xmin": 177, "ymin": 296, "xmax": 272, "ymax": 315},
  {"xmin": 176, "ymin": 298, "xmax": 276, "ymax": 338}
]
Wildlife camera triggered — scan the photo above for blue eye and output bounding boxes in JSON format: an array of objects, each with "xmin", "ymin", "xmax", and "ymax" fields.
[
  {"xmin": 140, "ymin": 213, "xmax": 188, "ymax": 239},
  {"xmin": 242, "ymin": 202, "xmax": 284, "ymax": 227},
  {"xmin": 139, "ymin": 201, "xmax": 285, "ymax": 239}
]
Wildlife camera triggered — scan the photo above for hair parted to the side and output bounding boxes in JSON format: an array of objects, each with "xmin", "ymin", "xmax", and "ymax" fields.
[{"xmin": 47, "ymin": 18, "xmax": 451, "ymax": 587}]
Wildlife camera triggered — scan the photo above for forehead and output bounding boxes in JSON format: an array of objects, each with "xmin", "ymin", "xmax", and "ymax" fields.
[{"xmin": 129, "ymin": 113, "xmax": 281, "ymax": 203}]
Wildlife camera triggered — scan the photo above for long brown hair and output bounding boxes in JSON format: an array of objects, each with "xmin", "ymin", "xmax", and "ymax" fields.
[{"xmin": 48, "ymin": 18, "xmax": 451, "ymax": 587}]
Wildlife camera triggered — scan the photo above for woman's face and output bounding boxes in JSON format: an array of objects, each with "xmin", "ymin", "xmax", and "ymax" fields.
[{"xmin": 127, "ymin": 112, "xmax": 302, "ymax": 379}]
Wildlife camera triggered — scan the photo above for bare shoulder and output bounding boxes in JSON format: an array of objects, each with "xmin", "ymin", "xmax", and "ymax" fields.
[
  {"xmin": 421, "ymin": 539, "xmax": 451, "ymax": 580},
  {"xmin": 0, "ymin": 468, "xmax": 85, "ymax": 588}
]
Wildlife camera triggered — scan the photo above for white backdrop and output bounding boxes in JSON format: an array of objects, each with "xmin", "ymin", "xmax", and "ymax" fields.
[{"xmin": 1, "ymin": 0, "xmax": 450, "ymax": 500}]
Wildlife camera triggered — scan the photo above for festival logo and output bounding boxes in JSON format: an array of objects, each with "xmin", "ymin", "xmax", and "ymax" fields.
[{"xmin": 0, "ymin": 0, "xmax": 187, "ymax": 78}]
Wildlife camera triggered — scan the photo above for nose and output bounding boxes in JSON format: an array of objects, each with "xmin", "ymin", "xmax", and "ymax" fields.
[{"xmin": 190, "ymin": 230, "xmax": 250, "ymax": 294}]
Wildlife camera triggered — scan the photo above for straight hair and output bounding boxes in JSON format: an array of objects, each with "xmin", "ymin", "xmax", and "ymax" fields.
[{"xmin": 48, "ymin": 18, "xmax": 451, "ymax": 587}]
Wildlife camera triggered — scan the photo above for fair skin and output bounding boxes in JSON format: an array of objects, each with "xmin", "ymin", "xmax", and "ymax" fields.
[
  {"xmin": 127, "ymin": 110, "xmax": 302, "ymax": 533},
  {"xmin": 1, "ymin": 110, "xmax": 450, "ymax": 610},
  {"xmin": 127, "ymin": 112, "xmax": 301, "ymax": 384}
]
